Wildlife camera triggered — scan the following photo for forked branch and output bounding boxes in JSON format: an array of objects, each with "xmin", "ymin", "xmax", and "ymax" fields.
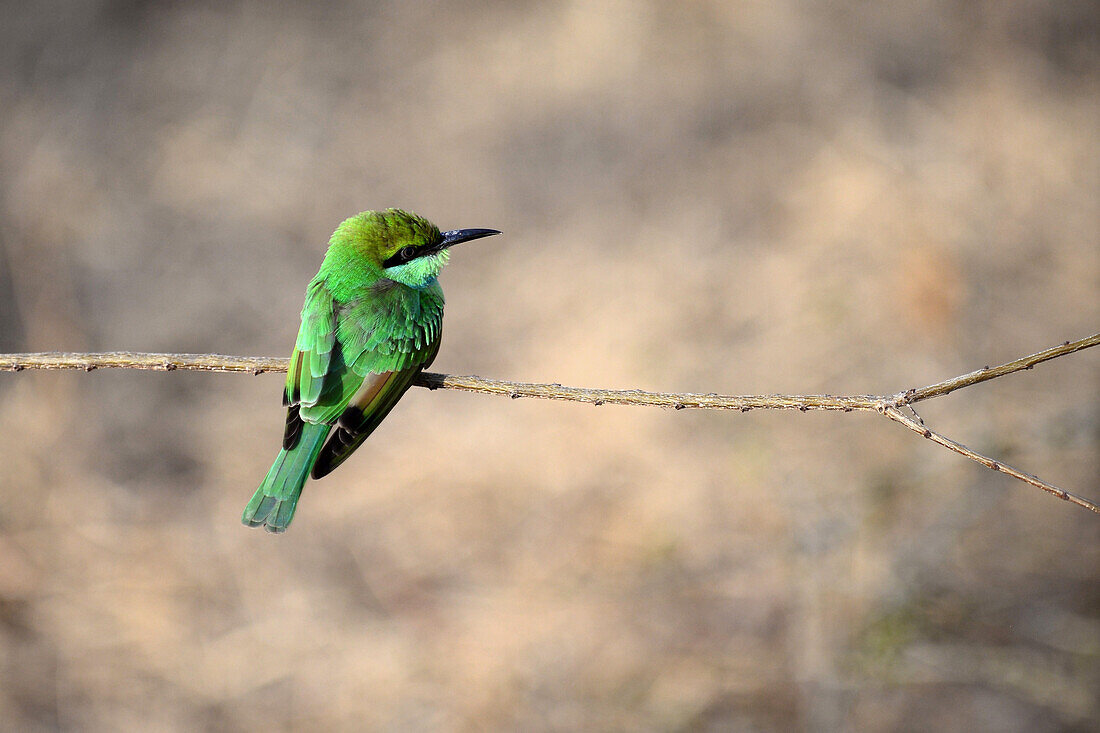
[{"xmin": 1, "ymin": 332, "xmax": 1097, "ymax": 513}]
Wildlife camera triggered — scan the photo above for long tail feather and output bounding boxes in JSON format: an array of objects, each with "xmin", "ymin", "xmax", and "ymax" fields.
[{"xmin": 242, "ymin": 421, "xmax": 330, "ymax": 533}]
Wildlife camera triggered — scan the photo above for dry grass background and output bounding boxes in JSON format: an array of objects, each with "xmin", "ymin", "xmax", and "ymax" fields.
[{"xmin": 0, "ymin": 1, "xmax": 1098, "ymax": 731}]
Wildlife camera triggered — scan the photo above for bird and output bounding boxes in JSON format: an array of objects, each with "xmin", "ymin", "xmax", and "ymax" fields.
[{"xmin": 242, "ymin": 209, "xmax": 500, "ymax": 533}]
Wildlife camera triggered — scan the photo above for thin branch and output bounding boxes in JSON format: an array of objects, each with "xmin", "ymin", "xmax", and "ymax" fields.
[
  {"xmin": 0, "ymin": 351, "xmax": 887, "ymax": 410},
  {"xmin": 0, "ymin": 351, "xmax": 288, "ymax": 374},
  {"xmin": 5, "ymin": 333, "xmax": 1097, "ymax": 411},
  {"xmin": 1, "ymin": 333, "xmax": 1097, "ymax": 514},
  {"xmin": 417, "ymin": 372, "xmax": 882, "ymax": 411},
  {"xmin": 896, "ymin": 333, "xmax": 1100, "ymax": 406},
  {"xmin": 882, "ymin": 406, "xmax": 1098, "ymax": 514}
]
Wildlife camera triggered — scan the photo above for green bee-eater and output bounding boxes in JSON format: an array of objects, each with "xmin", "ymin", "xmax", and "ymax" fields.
[{"xmin": 242, "ymin": 209, "xmax": 500, "ymax": 533}]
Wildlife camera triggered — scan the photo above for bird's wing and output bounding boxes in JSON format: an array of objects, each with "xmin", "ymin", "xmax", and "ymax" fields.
[
  {"xmin": 280, "ymin": 279, "xmax": 337, "ymax": 450},
  {"xmin": 306, "ymin": 281, "xmax": 444, "ymax": 477},
  {"xmin": 309, "ymin": 336, "xmax": 440, "ymax": 479},
  {"xmin": 284, "ymin": 279, "xmax": 338, "ymax": 408}
]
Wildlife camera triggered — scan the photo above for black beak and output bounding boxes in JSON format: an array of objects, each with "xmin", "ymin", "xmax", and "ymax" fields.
[{"xmin": 439, "ymin": 228, "xmax": 501, "ymax": 249}]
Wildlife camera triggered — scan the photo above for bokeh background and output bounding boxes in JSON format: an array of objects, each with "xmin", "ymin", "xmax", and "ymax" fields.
[{"xmin": 1, "ymin": 1, "xmax": 1098, "ymax": 731}]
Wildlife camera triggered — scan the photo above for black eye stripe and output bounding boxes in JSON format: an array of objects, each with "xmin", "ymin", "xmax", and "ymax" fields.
[{"xmin": 382, "ymin": 245, "xmax": 423, "ymax": 268}]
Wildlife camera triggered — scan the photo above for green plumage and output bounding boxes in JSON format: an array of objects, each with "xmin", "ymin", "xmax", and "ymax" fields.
[{"xmin": 242, "ymin": 209, "xmax": 499, "ymax": 533}]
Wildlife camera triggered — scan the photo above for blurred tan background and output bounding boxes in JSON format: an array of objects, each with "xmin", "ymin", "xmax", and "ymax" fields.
[{"xmin": 1, "ymin": 1, "xmax": 1098, "ymax": 731}]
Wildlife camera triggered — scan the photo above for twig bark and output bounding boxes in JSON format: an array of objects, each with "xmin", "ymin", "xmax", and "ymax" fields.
[
  {"xmin": 895, "ymin": 334, "xmax": 1100, "ymax": 405},
  {"xmin": 0, "ymin": 351, "xmax": 288, "ymax": 374},
  {"xmin": 881, "ymin": 406, "xmax": 1097, "ymax": 514},
  {"xmin": 1, "ymin": 333, "xmax": 1097, "ymax": 513}
]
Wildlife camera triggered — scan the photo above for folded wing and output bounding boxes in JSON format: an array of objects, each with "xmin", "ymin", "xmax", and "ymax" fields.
[{"xmin": 304, "ymin": 280, "xmax": 444, "ymax": 477}]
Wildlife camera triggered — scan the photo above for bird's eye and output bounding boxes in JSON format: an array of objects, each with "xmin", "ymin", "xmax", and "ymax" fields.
[{"xmin": 400, "ymin": 246, "xmax": 417, "ymax": 261}]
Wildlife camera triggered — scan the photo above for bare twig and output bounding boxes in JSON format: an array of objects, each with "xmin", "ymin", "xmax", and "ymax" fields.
[
  {"xmin": 1, "ymin": 333, "xmax": 1098, "ymax": 513},
  {"xmin": 894, "ymin": 333, "xmax": 1100, "ymax": 406},
  {"xmin": 416, "ymin": 372, "xmax": 881, "ymax": 411},
  {"xmin": 0, "ymin": 351, "xmax": 288, "ymax": 374},
  {"xmin": 881, "ymin": 406, "xmax": 1098, "ymax": 514}
]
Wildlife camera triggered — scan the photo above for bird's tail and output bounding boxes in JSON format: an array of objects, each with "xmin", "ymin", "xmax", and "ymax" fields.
[{"xmin": 242, "ymin": 421, "xmax": 330, "ymax": 533}]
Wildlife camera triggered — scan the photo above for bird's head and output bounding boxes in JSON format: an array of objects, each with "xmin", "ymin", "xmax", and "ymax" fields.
[{"xmin": 336, "ymin": 209, "xmax": 500, "ymax": 288}]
